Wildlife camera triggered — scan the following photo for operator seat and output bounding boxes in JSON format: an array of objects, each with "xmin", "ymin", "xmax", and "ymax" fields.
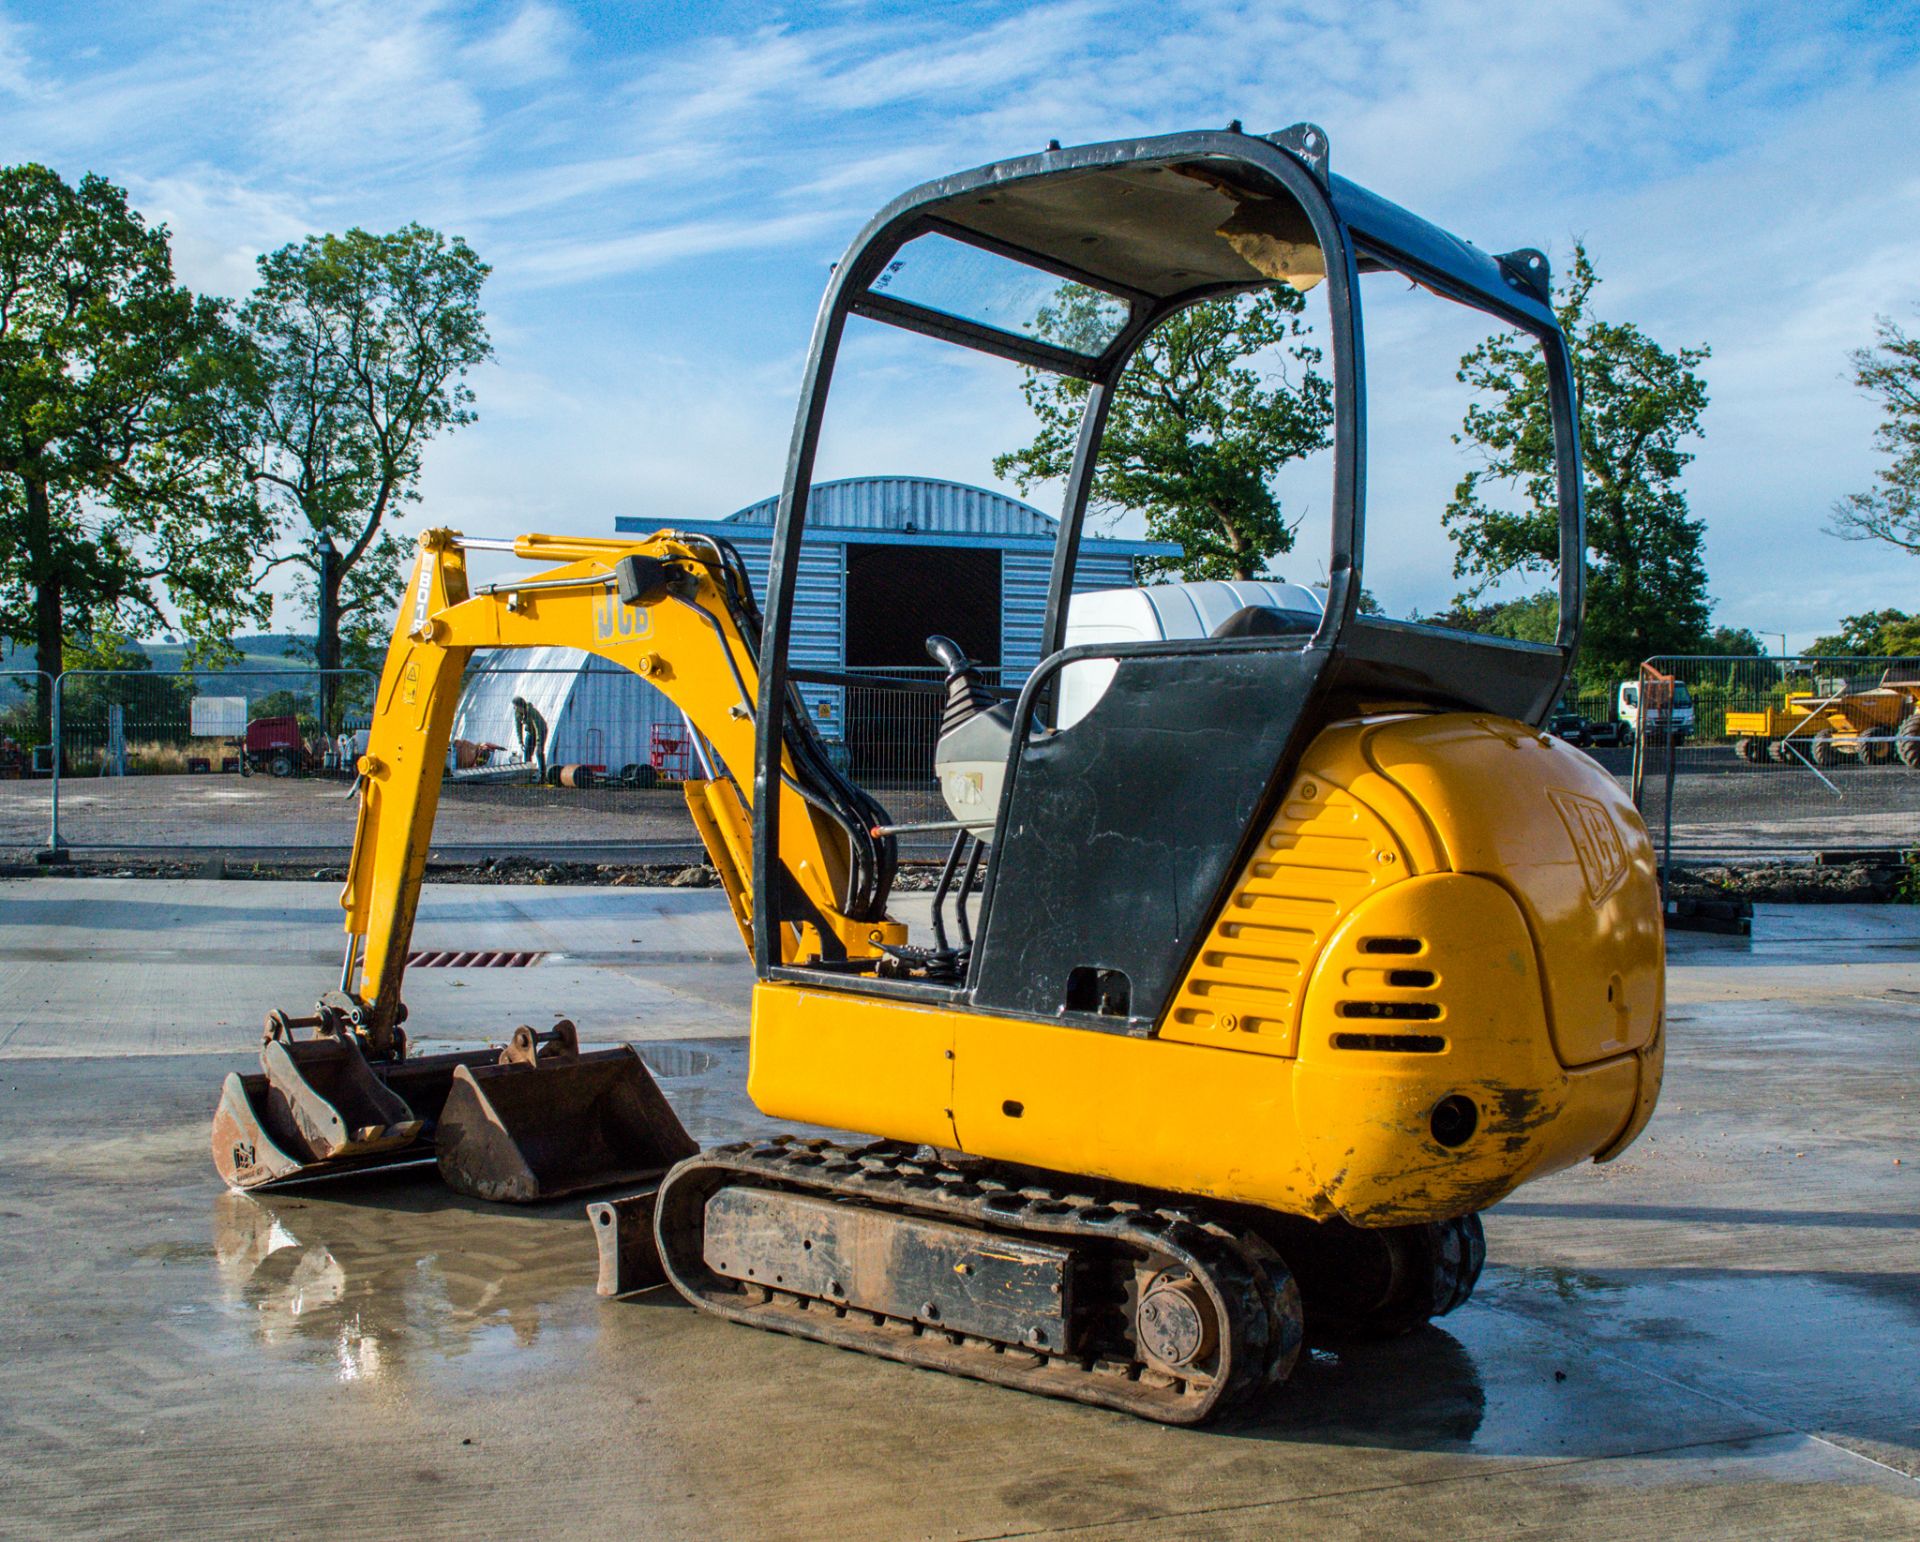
[{"xmin": 928, "ymin": 635, "xmax": 1014, "ymax": 842}]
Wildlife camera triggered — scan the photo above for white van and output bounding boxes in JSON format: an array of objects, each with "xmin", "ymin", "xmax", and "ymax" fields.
[{"xmin": 1617, "ymin": 680, "xmax": 1694, "ymax": 744}]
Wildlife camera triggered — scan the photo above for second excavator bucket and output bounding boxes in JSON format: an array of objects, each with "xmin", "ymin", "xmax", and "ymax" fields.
[{"xmin": 434, "ymin": 1022, "xmax": 698, "ymax": 1203}]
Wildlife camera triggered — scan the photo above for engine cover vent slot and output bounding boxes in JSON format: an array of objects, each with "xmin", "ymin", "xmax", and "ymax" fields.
[
  {"xmin": 1332, "ymin": 1032, "xmax": 1446, "ymax": 1053},
  {"xmin": 1358, "ymin": 937, "xmax": 1422, "ymax": 955},
  {"xmin": 1336, "ymin": 1000, "xmax": 1440, "ymax": 1021}
]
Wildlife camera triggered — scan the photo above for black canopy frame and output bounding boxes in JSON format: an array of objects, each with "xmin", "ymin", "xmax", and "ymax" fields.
[{"xmin": 749, "ymin": 127, "xmax": 1585, "ymax": 986}]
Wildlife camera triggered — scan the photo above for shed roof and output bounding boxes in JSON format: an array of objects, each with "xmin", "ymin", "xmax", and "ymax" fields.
[
  {"xmin": 615, "ymin": 476, "xmax": 1179, "ymax": 555},
  {"xmin": 725, "ymin": 477, "xmax": 1058, "ymax": 537}
]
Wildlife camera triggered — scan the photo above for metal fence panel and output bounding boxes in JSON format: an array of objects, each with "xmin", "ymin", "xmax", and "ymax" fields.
[
  {"xmin": 51, "ymin": 668, "xmax": 375, "ymax": 852},
  {"xmin": 0, "ymin": 670, "xmax": 53, "ymax": 851},
  {"xmin": 1637, "ymin": 655, "xmax": 1920, "ymax": 865},
  {"xmin": 16, "ymin": 658, "xmax": 1028, "ymax": 862}
]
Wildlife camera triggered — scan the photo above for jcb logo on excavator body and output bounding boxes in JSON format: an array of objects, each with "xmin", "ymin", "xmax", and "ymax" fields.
[
  {"xmin": 594, "ymin": 594, "xmax": 654, "ymax": 642},
  {"xmin": 1548, "ymin": 788, "xmax": 1629, "ymax": 903}
]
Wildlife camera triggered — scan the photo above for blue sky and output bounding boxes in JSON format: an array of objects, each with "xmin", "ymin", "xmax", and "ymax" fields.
[{"xmin": 3, "ymin": 0, "xmax": 1918, "ymax": 645}]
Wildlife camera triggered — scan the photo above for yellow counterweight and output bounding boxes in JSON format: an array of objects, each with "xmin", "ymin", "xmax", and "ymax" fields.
[{"xmin": 747, "ymin": 711, "xmax": 1665, "ymax": 1226}]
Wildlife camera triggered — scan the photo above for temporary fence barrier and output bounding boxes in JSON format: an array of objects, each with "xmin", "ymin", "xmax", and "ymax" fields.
[
  {"xmin": 20, "ymin": 655, "xmax": 1909, "ymax": 870},
  {"xmin": 43, "ymin": 668, "xmax": 377, "ymax": 854},
  {"xmin": 10, "ymin": 659, "xmax": 1011, "ymax": 862},
  {"xmin": 1634, "ymin": 655, "xmax": 1920, "ymax": 867},
  {"xmin": 0, "ymin": 670, "xmax": 54, "ymax": 852}
]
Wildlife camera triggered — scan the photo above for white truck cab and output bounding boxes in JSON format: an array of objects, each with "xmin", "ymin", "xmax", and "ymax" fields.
[{"xmin": 1617, "ymin": 679, "xmax": 1694, "ymax": 743}]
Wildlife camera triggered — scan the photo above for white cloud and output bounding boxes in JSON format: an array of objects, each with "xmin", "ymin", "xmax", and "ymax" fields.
[
  {"xmin": 125, "ymin": 169, "xmax": 316, "ymax": 296},
  {"xmin": 461, "ymin": 0, "xmax": 575, "ymax": 85},
  {"xmin": 507, "ymin": 206, "xmax": 854, "ymax": 285},
  {"xmin": 0, "ymin": 9, "xmax": 40, "ymax": 99},
  {"xmin": 7, "ymin": 0, "xmax": 1920, "ymax": 644}
]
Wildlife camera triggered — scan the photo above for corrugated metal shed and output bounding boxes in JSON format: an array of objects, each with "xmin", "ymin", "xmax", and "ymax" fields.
[
  {"xmin": 609, "ymin": 477, "xmax": 1180, "ymax": 739},
  {"xmin": 452, "ymin": 646, "xmax": 673, "ymax": 770},
  {"xmin": 724, "ymin": 477, "xmax": 1061, "ymax": 538}
]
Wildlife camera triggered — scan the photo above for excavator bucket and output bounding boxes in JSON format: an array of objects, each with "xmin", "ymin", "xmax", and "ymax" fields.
[
  {"xmin": 213, "ymin": 1016, "xmax": 507, "ymax": 1192},
  {"xmin": 434, "ymin": 1022, "xmax": 698, "ymax": 1203},
  {"xmin": 212, "ymin": 1015, "xmax": 689, "ymax": 1201}
]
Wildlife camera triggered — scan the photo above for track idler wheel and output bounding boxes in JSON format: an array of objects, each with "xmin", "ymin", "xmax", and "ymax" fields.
[{"xmin": 1137, "ymin": 1270, "xmax": 1219, "ymax": 1373}]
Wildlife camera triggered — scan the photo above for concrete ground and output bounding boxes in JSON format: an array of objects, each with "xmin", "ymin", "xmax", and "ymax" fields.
[{"xmin": 0, "ymin": 880, "xmax": 1915, "ymax": 1539}]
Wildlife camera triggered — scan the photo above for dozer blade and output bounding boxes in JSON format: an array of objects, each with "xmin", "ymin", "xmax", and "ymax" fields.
[
  {"xmin": 435, "ymin": 1024, "xmax": 698, "ymax": 1203},
  {"xmin": 212, "ymin": 1037, "xmax": 503, "ymax": 1192}
]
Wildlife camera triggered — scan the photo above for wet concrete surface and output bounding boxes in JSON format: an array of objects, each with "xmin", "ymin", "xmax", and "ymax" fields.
[{"xmin": 0, "ymin": 881, "xmax": 1916, "ymax": 1538}]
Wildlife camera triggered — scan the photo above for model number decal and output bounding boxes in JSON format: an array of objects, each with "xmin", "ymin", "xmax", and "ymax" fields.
[{"xmin": 413, "ymin": 552, "xmax": 437, "ymax": 633}]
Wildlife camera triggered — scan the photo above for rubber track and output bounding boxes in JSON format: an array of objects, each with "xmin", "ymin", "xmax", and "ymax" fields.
[{"xmin": 655, "ymin": 1137, "xmax": 1295, "ymax": 1424}]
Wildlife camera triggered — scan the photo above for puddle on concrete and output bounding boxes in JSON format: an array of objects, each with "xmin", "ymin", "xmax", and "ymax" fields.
[
  {"xmin": 208, "ymin": 1185, "xmax": 598, "ymax": 1384},
  {"xmin": 637, "ymin": 1045, "xmax": 719, "ymax": 1078},
  {"xmin": 193, "ymin": 1037, "xmax": 762, "ymax": 1388},
  {"xmin": 1480, "ymin": 1264, "xmax": 1920, "ymax": 1465}
]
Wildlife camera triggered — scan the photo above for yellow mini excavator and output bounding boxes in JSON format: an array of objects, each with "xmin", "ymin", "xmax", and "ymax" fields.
[{"xmin": 212, "ymin": 126, "xmax": 1664, "ymax": 1424}]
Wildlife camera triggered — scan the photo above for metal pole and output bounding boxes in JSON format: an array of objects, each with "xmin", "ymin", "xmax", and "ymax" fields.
[
  {"xmin": 47, "ymin": 670, "xmax": 62, "ymax": 855},
  {"xmin": 1660, "ymin": 693, "xmax": 1677, "ymax": 901},
  {"xmin": 1629, "ymin": 671, "xmax": 1647, "ymax": 812}
]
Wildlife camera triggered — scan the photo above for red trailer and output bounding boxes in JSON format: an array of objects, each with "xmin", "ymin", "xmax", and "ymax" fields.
[{"xmin": 243, "ymin": 715, "xmax": 311, "ymax": 777}]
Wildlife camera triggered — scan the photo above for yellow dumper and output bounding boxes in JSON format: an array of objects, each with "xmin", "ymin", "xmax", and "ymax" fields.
[{"xmin": 1727, "ymin": 667, "xmax": 1920, "ymax": 766}]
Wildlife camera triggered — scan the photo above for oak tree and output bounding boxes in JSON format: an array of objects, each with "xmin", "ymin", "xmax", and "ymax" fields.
[
  {"xmin": 0, "ymin": 164, "xmax": 268, "ymax": 726},
  {"xmin": 231, "ymin": 225, "xmax": 490, "ymax": 723},
  {"xmin": 1830, "ymin": 309, "xmax": 1920, "ymax": 557},
  {"xmin": 1443, "ymin": 244, "xmax": 1711, "ymax": 682},
  {"xmin": 995, "ymin": 287, "xmax": 1333, "ymax": 581}
]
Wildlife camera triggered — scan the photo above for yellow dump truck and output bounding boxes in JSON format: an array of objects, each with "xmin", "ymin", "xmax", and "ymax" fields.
[{"xmin": 1727, "ymin": 668, "xmax": 1920, "ymax": 766}]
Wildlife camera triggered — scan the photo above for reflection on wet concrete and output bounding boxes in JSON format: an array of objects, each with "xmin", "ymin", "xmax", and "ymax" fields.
[
  {"xmin": 201, "ymin": 1037, "xmax": 759, "ymax": 1385},
  {"xmin": 192, "ymin": 1032, "xmax": 1919, "ymax": 1476},
  {"xmin": 210, "ymin": 1185, "xmax": 595, "ymax": 1380},
  {"xmin": 1482, "ymin": 1263, "xmax": 1920, "ymax": 1472}
]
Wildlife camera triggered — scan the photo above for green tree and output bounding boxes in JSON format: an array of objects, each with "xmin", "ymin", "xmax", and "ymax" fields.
[
  {"xmin": 1809, "ymin": 608, "xmax": 1920, "ymax": 657},
  {"xmin": 1421, "ymin": 591, "xmax": 1560, "ymax": 643},
  {"xmin": 1443, "ymin": 243, "xmax": 1711, "ymax": 682},
  {"xmin": 994, "ymin": 287, "xmax": 1333, "ymax": 580},
  {"xmin": 0, "ymin": 165, "xmax": 270, "ymax": 726},
  {"xmin": 1703, "ymin": 624, "xmax": 1768, "ymax": 657},
  {"xmin": 230, "ymin": 225, "xmax": 491, "ymax": 725},
  {"xmin": 1830, "ymin": 309, "xmax": 1920, "ymax": 555},
  {"xmin": 57, "ymin": 621, "xmax": 194, "ymax": 726}
]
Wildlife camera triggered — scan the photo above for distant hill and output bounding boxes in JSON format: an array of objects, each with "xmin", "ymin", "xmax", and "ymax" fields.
[
  {"xmin": 0, "ymin": 634, "xmax": 312, "ymax": 673},
  {"xmin": 135, "ymin": 634, "xmax": 311, "ymax": 672},
  {"xmin": 1, "ymin": 634, "xmax": 333, "ymax": 709}
]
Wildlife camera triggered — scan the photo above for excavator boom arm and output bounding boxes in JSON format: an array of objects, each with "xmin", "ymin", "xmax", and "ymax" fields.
[{"xmin": 338, "ymin": 528, "xmax": 901, "ymax": 1055}]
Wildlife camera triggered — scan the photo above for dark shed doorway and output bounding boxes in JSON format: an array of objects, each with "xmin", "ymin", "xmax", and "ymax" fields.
[{"xmin": 844, "ymin": 543, "xmax": 1001, "ymax": 784}]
